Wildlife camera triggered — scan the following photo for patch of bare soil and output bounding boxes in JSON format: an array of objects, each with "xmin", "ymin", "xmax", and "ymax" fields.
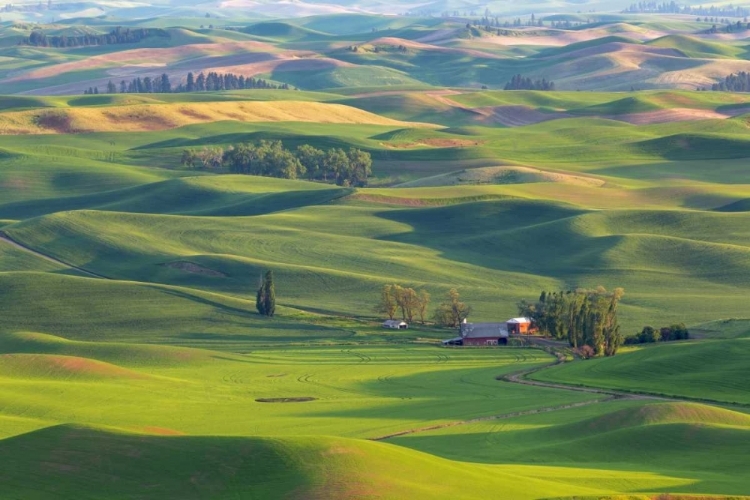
[
  {"xmin": 164, "ymin": 261, "xmax": 227, "ymax": 277},
  {"xmin": 384, "ymin": 138, "xmax": 482, "ymax": 149},
  {"xmin": 256, "ymin": 397, "xmax": 317, "ymax": 403},
  {"xmin": 33, "ymin": 110, "xmax": 81, "ymax": 133}
]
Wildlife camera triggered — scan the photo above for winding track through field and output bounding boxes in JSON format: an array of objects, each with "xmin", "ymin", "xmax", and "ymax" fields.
[
  {"xmin": 0, "ymin": 231, "xmax": 106, "ymax": 279},
  {"xmin": 370, "ymin": 344, "xmax": 665, "ymax": 442}
]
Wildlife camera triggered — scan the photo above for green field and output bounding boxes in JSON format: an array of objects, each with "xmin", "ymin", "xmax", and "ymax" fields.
[
  {"xmin": 531, "ymin": 340, "xmax": 750, "ymax": 405},
  {"xmin": 1, "ymin": 7, "xmax": 750, "ymax": 498}
]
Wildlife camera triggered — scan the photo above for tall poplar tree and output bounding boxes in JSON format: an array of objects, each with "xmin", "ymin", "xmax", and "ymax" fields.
[
  {"xmin": 263, "ymin": 271, "xmax": 276, "ymax": 317},
  {"xmin": 256, "ymin": 270, "xmax": 276, "ymax": 317}
]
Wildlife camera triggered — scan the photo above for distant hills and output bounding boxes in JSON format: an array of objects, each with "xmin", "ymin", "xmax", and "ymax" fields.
[{"xmin": 2, "ymin": 13, "xmax": 750, "ymax": 94}]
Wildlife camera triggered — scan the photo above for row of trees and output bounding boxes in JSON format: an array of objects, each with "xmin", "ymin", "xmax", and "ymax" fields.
[
  {"xmin": 624, "ymin": 324, "xmax": 690, "ymax": 345},
  {"xmin": 378, "ymin": 286, "xmax": 472, "ymax": 328},
  {"xmin": 504, "ymin": 75, "xmax": 556, "ymax": 91},
  {"xmin": 623, "ymin": 2, "xmax": 749, "ymax": 17},
  {"xmin": 180, "ymin": 72, "xmax": 289, "ymax": 92},
  {"xmin": 518, "ymin": 287, "xmax": 625, "ymax": 357},
  {"xmin": 86, "ymin": 72, "xmax": 288, "ymax": 96},
  {"xmin": 181, "ymin": 141, "xmax": 372, "ymax": 186},
  {"xmin": 703, "ymin": 20, "xmax": 750, "ymax": 33},
  {"xmin": 23, "ymin": 27, "xmax": 165, "ymax": 47}
]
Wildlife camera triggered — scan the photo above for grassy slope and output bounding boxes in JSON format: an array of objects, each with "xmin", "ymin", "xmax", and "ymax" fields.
[
  {"xmin": 0, "ymin": 425, "xmax": 658, "ymax": 500},
  {"xmin": 3, "ymin": 195, "xmax": 749, "ymax": 330},
  {"xmin": 0, "ymin": 176, "xmax": 349, "ymax": 219},
  {"xmin": 531, "ymin": 340, "xmax": 750, "ymax": 404},
  {"xmin": 0, "ymin": 272, "xmax": 357, "ymax": 349},
  {"xmin": 391, "ymin": 400, "xmax": 750, "ymax": 496}
]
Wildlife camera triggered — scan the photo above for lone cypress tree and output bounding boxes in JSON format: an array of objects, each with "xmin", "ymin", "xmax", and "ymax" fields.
[
  {"xmin": 263, "ymin": 270, "xmax": 276, "ymax": 317},
  {"xmin": 256, "ymin": 270, "xmax": 276, "ymax": 317}
]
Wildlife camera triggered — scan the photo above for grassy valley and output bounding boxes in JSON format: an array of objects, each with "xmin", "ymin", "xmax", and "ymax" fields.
[{"xmin": 0, "ymin": 3, "xmax": 749, "ymax": 499}]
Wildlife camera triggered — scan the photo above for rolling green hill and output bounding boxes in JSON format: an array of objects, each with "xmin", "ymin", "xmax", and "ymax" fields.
[
  {"xmin": 392, "ymin": 400, "xmax": 750, "ymax": 496},
  {"xmin": 0, "ymin": 425, "xmax": 668, "ymax": 500},
  {"xmin": 531, "ymin": 340, "xmax": 750, "ymax": 404}
]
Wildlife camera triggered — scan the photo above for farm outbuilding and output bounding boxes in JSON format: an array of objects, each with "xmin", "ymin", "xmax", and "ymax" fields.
[
  {"xmin": 383, "ymin": 320, "xmax": 408, "ymax": 329},
  {"xmin": 507, "ymin": 317, "xmax": 534, "ymax": 335}
]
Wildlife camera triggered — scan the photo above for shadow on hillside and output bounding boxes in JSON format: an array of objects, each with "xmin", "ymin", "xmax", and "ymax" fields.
[{"xmin": 374, "ymin": 199, "xmax": 607, "ymax": 278}]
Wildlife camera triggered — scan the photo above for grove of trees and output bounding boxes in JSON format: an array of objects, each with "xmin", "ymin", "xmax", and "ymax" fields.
[
  {"xmin": 181, "ymin": 141, "xmax": 372, "ymax": 186},
  {"xmin": 709, "ymin": 71, "xmax": 750, "ymax": 92},
  {"xmin": 504, "ymin": 75, "xmax": 555, "ymax": 91},
  {"xmin": 376, "ymin": 286, "xmax": 471, "ymax": 327},
  {"xmin": 377, "ymin": 284, "xmax": 431, "ymax": 324},
  {"xmin": 518, "ymin": 287, "xmax": 624, "ymax": 357},
  {"xmin": 624, "ymin": 324, "xmax": 689, "ymax": 345}
]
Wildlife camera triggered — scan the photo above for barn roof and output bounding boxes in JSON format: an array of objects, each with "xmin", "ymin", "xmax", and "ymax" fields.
[{"xmin": 460, "ymin": 322, "xmax": 509, "ymax": 339}]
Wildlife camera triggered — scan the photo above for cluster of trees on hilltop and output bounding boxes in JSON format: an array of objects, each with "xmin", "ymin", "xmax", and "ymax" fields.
[
  {"xmin": 623, "ymin": 2, "xmax": 749, "ymax": 17},
  {"xmin": 504, "ymin": 75, "xmax": 555, "ymax": 91},
  {"xmin": 86, "ymin": 72, "xmax": 289, "ymax": 95},
  {"xmin": 22, "ymin": 27, "xmax": 166, "ymax": 47},
  {"xmin": 377, "ymin": 285, "xmax": 471, "ymax": 327},
  {"xmin": 706, "ymin": 71, "xmax": 750, "ymax": 92},
  {"xmin": 624, "ymin": 324, "xmax": 689, "ymax": 345},
  {"xmin": 181, "ymin": 141, "xmax": 372, "ymax": 186},
  {"xmin": 702, "ymin": 20, "xmax": 750, "ymax": 33},
  {"xmin": 518, "ymin": 288, "xmax": 625, "ymax": 357}
]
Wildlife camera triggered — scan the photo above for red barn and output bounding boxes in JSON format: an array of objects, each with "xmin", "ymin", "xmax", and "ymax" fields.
[{"xmin": 456, "ymin": 322, "xmax": 509, "ymax": 346}]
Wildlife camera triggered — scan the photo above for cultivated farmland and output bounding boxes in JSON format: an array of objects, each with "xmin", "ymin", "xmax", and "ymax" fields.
[{"xmin": 0, "ymin": 5, "xmax": 749, "ymax": 499}]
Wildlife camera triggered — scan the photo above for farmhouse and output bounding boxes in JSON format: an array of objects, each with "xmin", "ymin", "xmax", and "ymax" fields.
[{"xmin": 383, "ymin": 320, "xmax": 408, "ymax": 329}]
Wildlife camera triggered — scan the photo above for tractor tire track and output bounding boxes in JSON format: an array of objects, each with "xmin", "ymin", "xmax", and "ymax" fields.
[
  {"xmin": 0, "ymin": 231, "xmax": 107, "ymax": 279},
  {"xmin": 370, "ymin": 397, "xmax": 609, "ymax": 441},
  {"xmin": 370, "ymin": 346, "xmax": 666, "ymax": 442}
]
